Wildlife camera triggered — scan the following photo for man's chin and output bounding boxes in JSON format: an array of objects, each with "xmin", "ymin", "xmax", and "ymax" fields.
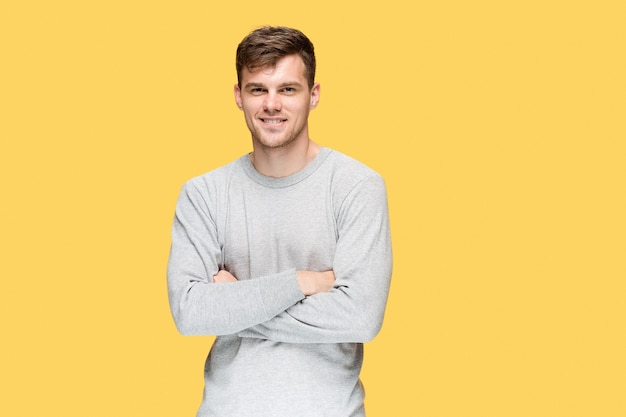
[{"xmin": 254, "ymin": 136, "xmax": 296, "ymax": 150}]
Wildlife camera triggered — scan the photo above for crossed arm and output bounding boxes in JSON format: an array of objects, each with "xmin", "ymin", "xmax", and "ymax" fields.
[
  {"xmin": 214, "ymin": 269, "xmax": 335, "ymax": 296},
  {"xmin": 168, "ymin": 181, "xmax": 342, "ymax": 337},
  {"xmin": 168, "ymin": 175, "xmax": 391, "ymax": 342}
]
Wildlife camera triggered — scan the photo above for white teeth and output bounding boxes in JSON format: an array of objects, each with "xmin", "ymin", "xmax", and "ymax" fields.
[{"xmin": 263, "ymin": 119, "xmax": 284, "ymax": 124}]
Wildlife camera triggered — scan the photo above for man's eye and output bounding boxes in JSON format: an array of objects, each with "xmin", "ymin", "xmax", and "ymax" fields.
[
  {"xmin": 283, "ymin": 87, "xmax": 295, "ymax": 93},
  {"xmin": 250, "ymin": 88, "xmax": 265, "ymax": 94}
]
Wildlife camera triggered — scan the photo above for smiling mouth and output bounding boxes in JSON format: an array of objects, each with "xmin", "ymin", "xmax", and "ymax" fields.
[{"xmin": 260, "ymin": 118, "xmax": 287, "ymax": 124}]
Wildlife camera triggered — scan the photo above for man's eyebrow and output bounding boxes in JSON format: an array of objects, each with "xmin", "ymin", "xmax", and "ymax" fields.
[
  {"xmin": 244, "ymin": 82, "xmax": 266, "ymax": 89},
  {"xmin": 243, "ymin": 81, "xmax": 304, "ymax": 89},
  {"xmin": 278, "ymin": 81, "xmax": 304, "ymax": 88}
]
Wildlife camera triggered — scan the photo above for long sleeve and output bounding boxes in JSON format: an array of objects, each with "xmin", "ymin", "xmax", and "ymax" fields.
[
  {"xmin": 167, "ymin": 180, "xmax": 305, "ymax": 336},
  {"xmin": 237, "ymin": 174, "xmax": 392, "ymax": 343}
]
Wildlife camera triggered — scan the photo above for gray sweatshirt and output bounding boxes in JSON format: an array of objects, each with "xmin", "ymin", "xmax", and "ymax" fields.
[{"xmin": 167, "ymin": 147, "xmax": 392, "ymax": 417}]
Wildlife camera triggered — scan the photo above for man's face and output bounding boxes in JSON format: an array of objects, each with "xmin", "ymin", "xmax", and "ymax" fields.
[{"xmin": 234, "ymin": 54, "xmax": 320, "ymax": 150}]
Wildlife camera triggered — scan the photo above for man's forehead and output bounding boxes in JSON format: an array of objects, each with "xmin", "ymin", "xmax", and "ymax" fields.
[{"xmin": 241, "ymin": 55, "xmax": 307, "ymax": 84}]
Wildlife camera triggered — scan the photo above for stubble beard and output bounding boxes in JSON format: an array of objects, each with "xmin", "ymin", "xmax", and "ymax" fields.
[{"xmin": 252, "ymin": 122, "xmax": 308, "ymax": 151}]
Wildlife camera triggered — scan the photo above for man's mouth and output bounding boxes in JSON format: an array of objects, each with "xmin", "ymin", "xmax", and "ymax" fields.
[{"xmin": 260, "ymin": 118, "xmax": 287, "ymax": 124}]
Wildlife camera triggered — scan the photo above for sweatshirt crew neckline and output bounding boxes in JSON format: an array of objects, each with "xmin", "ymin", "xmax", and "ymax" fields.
[{"xmin": 240, "ymin": 147, "xmax": 332, "ymax": 188}]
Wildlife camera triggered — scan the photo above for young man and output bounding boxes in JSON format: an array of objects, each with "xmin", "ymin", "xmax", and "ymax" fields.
[{"xmin": 167, "ymin": 26, "xmax": 392, "ymax": 417}]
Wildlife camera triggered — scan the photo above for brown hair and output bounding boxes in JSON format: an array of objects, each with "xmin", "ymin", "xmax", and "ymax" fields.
[{"xmin": 236, "ymin": 26, "xmax": 316, "ymax": 89}]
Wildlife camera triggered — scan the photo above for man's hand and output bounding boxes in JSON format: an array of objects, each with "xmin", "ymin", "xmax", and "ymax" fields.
[
  {"xmin": 296, "ymin": 270, "xmax": 335, "ymax": 296},
  {"xmin": 214, "ymin": 268, "xmax": 335, "ymax": 296},
  {"xmin": 213, "ymin": 270, "xmax": 238, "ymax": 283}
]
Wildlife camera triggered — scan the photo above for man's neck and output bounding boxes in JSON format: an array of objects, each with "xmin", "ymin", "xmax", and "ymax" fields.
[{"xmin": 250, "ymin": 139, "xmax": 321, "ymax": 178}]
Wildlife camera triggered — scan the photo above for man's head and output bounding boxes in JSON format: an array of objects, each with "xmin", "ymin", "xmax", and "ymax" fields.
[{"xmin": 236, "ymin": 26, "xmax": 316, "ymax": 89}]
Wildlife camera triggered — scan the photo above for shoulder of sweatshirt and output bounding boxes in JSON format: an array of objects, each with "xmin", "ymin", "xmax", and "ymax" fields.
[
  {"xmin": 174, "ymin": 157, "xmax": 245, "ymax": 220},
  {"xmin": 179, "ymin": 156, "xmax": 246, "ymax": 200},
  {"xmin": 324, "ymin": 148, "xmax": 387, "ymax": 198}
]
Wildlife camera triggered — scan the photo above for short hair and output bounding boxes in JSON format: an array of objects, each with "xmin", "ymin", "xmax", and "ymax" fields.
[{"xmin": 236, "ymin": 26, "xmax": 316, "ymax": 89}]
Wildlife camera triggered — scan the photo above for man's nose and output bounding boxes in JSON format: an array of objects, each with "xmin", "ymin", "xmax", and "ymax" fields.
[{"xmin": 263, "ymin": 91, "xmax": 281, "ymax": 112}]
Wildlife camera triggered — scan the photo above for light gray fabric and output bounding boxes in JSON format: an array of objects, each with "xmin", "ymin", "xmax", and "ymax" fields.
[{"xmin": 167, "ymin": 147, "xmax": 392, "ymax": 417}]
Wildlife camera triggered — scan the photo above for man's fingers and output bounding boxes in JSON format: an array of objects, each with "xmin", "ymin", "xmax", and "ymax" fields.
[{"xmin": 213, "ymin": 270, "xmax": 238, "ymax": 283}]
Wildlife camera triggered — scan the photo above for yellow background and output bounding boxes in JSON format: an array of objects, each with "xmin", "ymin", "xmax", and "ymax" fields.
[{"xmin": 1, "ymin": 1, "xmax": 624, "ymax": 416}]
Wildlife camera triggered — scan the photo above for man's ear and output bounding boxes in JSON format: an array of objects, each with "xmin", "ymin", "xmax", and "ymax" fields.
[
  {"xmin": 310, "ymin": 83, "xmax": 320, "ymax": 109},
  {"xmin": 234, "ymin": 84, "xmax": 243, "ymax": 110}
]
